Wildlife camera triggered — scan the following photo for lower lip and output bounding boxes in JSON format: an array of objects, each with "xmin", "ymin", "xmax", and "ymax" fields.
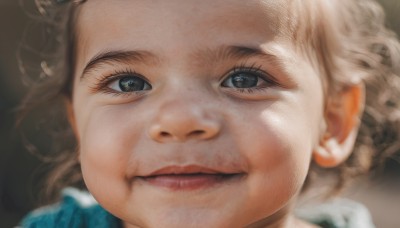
[{"xmin": 138, "ymin": 173, "xmax": 242, "ymax": 191}]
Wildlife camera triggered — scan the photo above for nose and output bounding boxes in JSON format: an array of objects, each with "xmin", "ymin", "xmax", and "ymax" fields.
[{"xmin": 148, "ymin": 100, "xmax": 221, "ymax": 143}]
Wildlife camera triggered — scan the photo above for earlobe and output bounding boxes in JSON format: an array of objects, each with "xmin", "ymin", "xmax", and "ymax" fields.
[
  {"xmin": 313, "ymin": 129, "xmax": 358, "ymax": 168},
  {"xmin": 313, "ymin": 84, "xmax": 365, "ymax": 168}
]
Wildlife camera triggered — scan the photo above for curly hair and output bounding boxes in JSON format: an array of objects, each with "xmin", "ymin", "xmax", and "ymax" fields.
[
  {"xmin": 19, "ymin": 0, "xmax": 400, "ymax": 203},
  {"xmin": 292, "ymin": 0, "xmax": 400, "ymax": 193}
]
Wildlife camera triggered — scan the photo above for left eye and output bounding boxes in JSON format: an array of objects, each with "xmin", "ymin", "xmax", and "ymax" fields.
[
  {"xmin": 108, "ymin": 76, "xmax": 152, "ymax": 92},
  {"xmin": 222, "ymin": 73, "xmax": 262, "ymax": 88}
]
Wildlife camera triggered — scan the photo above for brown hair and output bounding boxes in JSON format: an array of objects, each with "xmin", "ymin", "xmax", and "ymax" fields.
[
  {"xmin": 18, "ymin": 0, "xmax": 84, "ymax": 203},
  {"xmin": 19, "ymin": 0, "xmax": 400, "ymax": 203}
]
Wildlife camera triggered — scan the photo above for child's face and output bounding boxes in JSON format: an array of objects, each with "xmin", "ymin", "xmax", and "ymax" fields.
[{"xmin": 71, "ymin": 0, "xmax": 326, "ymax": 227}]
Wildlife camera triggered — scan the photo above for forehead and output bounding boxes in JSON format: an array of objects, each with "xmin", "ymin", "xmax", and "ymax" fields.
[
  {"xmin": 78, "ymin": 0, "xmax": 292, "ymax": 28},
  {"xmin": 75, "ymin": 0, "xmax": 305, "ymax": 67}
]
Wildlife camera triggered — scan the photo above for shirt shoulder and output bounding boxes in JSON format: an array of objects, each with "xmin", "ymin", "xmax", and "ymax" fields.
[
  {"xmin": 296, "ymin": 198, "xmax": 376, "ymax": 228},
  {"xmin": 20, "ymin": 188, "xmax": 120, "ymax": 228}
]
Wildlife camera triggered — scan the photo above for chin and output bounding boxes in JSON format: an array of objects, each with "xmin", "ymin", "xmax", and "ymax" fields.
[{"xmin": 126, "ymin": 208, "xmax": 242, "ymax": 228}]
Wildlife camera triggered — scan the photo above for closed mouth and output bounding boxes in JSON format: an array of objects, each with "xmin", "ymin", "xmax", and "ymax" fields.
[{"xmin": 136, "ymin": 165, "xmax": 245, "ymax": 191}]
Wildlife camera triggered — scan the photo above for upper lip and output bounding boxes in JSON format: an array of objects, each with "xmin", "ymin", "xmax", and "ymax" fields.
[{"xmin": 142, "ymin": 165, "xmax": 236, "ymax": 177}]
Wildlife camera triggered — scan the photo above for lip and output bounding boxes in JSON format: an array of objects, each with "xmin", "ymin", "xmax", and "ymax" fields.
[
  {"xmin": 148, "ymin": 165, "xmax": 229, "ymax": 176},
  {"xmin": 136, "ymin": 165, "xmax": 244, "ymax": 191}
]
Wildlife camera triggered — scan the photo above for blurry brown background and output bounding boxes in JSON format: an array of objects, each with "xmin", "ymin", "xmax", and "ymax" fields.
[{"xmin": 0, "ymin": 0, "xmax": 399, "ymax": 228}]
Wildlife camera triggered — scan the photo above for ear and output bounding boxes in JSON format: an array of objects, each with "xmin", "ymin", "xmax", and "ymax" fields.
[
  {"xmin": 313, "ymin": 84, "xmax": 365, "ymax": 168},
  {"xmin": 65, "ymin": 98, "xmax": 79, "ymax": 140}
]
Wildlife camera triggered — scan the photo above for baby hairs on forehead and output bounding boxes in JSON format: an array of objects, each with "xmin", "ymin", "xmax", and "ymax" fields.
[{"xmin": 20, "ymin": 0, "xmax": 400, "ymax": 202}]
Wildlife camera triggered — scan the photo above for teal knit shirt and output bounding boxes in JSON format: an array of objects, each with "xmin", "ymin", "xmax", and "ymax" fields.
[
  {"xmin": 21, "ymin": 188, "xmax": 375, "ymax": 228},
  {"xmin": 21, "ymin": 188, "xmax": 121, "ymax": 228}
]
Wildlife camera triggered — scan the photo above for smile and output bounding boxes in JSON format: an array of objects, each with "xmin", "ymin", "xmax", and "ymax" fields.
[{"xmin": 136, "ymin": 165, "xmax": 245, "ymax": 191}]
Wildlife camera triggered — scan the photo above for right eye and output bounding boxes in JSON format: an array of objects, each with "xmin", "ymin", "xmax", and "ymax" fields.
[{"xmin": 108, "ymin": 76, "xmax": 152, "ymax": 92}]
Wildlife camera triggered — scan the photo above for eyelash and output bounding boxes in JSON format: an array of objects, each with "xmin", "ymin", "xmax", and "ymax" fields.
[
  {"xmin": 91, "ymin": 69, "xmax": 149, "ymax": 96},
  {"xmin": 222, "ymin": 64, "xmax": 278, "ymax": 94},
  {"xmin": 91, "ymin": 65, "xmax": 277, "ymax": 96}
]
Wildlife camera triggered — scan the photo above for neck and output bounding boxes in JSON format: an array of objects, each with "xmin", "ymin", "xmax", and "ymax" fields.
[
  {"xmin": 122, "ymin": 212, "xmax": 319, "ymax": 228},
  {"xmin": 123, "ymin": 216, "xmax": 318, "ymax": 228}
]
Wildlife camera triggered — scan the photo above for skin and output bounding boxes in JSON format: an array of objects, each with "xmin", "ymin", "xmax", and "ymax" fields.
[{"xmin": 69, "ymin": 0, "xmax": 361, "ymax": 227}]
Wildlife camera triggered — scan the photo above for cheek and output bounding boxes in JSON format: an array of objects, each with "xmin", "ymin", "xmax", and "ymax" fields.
[
  {"xmin": 231, "ymin": 102, "xmax": 316, "ymax": 216},
  {"xmin": 248, "ymin": 111, "xmax": 313, "ymax": 181},
  {"xmin": 235, "ymin": 100, "xmax": 316, "ymax": 172},
  {"xmin": 78, "ymin": 105, "xmax": 144, "ymax": 207}
]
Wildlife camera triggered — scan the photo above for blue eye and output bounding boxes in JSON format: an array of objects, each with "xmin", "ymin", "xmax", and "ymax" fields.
[
  {"xmin": 221, "ymin": 66, "xmax": 275, "ymax": 90},
  {"xmin": 108, "ymin": 76, "xmax": 152, "ymax": 92},
  {"xmin": 222, "ymin": 73, "xmax": 259, "ymax": 88}
]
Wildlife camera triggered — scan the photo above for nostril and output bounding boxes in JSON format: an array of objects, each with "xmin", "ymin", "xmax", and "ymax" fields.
[
  {"xmin": 150, "ymin": 120, "xmax": 220, "ymax": 142},
  {"xmin": 160, "ymin": 131, "xmax": 171, "ymax": 137},
  {"xmin": 188, "ymin": 130, "xmax": 206, "ymax": 137}
]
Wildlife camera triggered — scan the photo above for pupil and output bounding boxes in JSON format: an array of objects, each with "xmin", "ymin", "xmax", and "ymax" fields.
[
  {"xmin": 232, "ymin": 74, "xmax": 258, "ymax": 88},
  {"xmin": 119, "ymin": 77, "xmax": 145, "ymax": 92}
]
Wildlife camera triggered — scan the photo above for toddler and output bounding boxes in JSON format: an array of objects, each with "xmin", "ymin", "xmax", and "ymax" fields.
[{"xmin": 20, "ymin": 0, "xmax": 400, "ymax": 227}]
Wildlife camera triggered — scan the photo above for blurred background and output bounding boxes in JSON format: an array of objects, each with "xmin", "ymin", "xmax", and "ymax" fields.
[{"xmin": 0, "ymin": 0, "xmax": 399, "ymax": 227}]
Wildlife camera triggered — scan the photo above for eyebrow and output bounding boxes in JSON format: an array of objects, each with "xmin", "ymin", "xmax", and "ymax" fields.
[
  {"xmin": 80, "ymin": 45, "xmax": 279, "ymax": 80},
  {"xmin": 199, "ymin": 45, "xmax": 278, "ymax": 63},
  {"xmin": 81, "ymin": 50, "xmax": 158, "ymax": 79}
]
